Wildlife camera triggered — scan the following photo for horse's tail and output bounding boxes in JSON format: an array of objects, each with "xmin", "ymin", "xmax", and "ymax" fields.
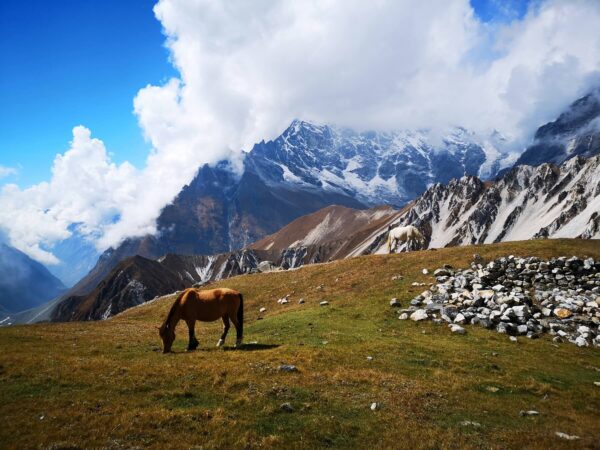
[{"xmin": 237, "ymin": 293, "xmax": 244, "ymax": 339}]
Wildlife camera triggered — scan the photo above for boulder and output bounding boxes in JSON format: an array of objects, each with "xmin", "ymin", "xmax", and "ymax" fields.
[{"xmin": 410, "ymin": 309, "xmax": 428, "ymax": 321}]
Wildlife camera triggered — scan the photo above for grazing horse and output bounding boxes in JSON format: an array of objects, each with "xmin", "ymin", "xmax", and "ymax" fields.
[
  {"xmin": 159, "ymin": 288, "xmax": 243, "ymax": 353},
  {"xmin": 387, "ymin": 225, "xmax": 425, "ymax": 253}
]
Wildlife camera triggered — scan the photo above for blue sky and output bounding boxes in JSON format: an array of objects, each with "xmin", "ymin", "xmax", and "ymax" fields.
[
  {"xmin": 0, "ymin": 0, "xmax": 531, "ymax": 188},
  {"xmin": 0, "ymin": 0, "xmax": 174, "ymax": 187}
]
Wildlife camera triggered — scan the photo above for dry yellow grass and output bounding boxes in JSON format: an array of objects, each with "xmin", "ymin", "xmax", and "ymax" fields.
[{"xmin": 1, "ymin": 239, "xmax": 600, "ymax": 449}]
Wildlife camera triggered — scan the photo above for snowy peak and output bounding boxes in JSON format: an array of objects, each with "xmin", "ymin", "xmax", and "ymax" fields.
[{"xmin": 248, "ymin": 120, "xmax": 512, "ymax": 207}]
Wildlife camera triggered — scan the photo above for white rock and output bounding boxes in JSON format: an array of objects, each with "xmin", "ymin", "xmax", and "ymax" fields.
[
  {"xmin": 410, "ymin": 309, "xmax": 428, "ymax": 321},
  {"xmin": 461, "ymin": 420, "xmax": 481, "ymax": 427},
  {"xmin": 320, "ymin": 301, "xmax": 329, "ymax": 306},
  {"xmin": 451, "ymin": 325, "xmax": 466, "ymax": 335},
  {"xmin": 390, "ymin": 298, "xmax": 401, "ymax": 307},
  {"xmin": 370, "ymin": 402, "xmax": 379, "ymax": 411},
  {"xmin": 298, "ymin": 298, "xmax": 305, "ymax": 304},
  {"xmin": 509, "ymin": 336, "xmax": 518, "ymax": 343},
  {"xmin": 519, "ymin": 410, "xmax": 539, "ymax": 416},
  {"xmin": 454, "ymin": 313, "xmax": 466, "ymax": 324},
  {"xmin": 422, "ymin": 268, "xmax": 429, "ymax": 275},
  {"xmin": 555, "ymin": 432, "xmax": 580, "ymax": 441},
  {"xmin": 398, "ymin": 313, "xmax": 408, "ymax": 320},
  {"xmin": 366, "ymin": 356, "xmax": 373, "ymax": 361},
  {"xmin": 259, "ymin": 307, "xmax": 267, "ymax": 313},
  {"xmin": 575, "ymin": 336, "xmax": 588, "ymax": 347}
]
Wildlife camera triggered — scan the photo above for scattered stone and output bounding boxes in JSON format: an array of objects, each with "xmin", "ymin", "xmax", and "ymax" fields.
[
  {"xmin": 398, "ymin": 313, "xmax": 408, "ymax": 320},
  {"xmin": 319, "ymin": 300, "xmax": 329, "ymax": 307},
  {"xmin": 278, "ymin": 365, "xmax": 298, "ymax": 373},
  {"xmin": 298, "ymin": 298, "xmax": 305, "ymax": 304},
  {"xmin": 593, "ymin": 381, "xmax": 600, "ymax": 387},
  {"xmin": 486, "ymin": 386, "xmax": 499, "ymax": 393},
  {"xmin": 370, "ymin": 402, "xmax": 379, "ymax": 411},
  {"xmin": 391, "ymin": 275, "xmax": 403, "ymax": 281},
  {"xmin": 401, "ymin": 255, "xmax": 600, "ymax": 347},
  {"xmin": 280, "ymin": 402, "xmax": 295, "ymax": 413},
  {"xmin": 451, "ymin": 324, "xmax": 466, "ymax": 335},
  {"xmin": 390, "ymin": 298, "xmax": 401, "ymax": 307},
  {"xmin": 509, "ymin": 336, "xmax": 518, "ymax": 343},
  {"xmin": 410, "ymin": 309, "xmax": 428, "ymax": 321},
  {"xmin": 461, "ymin": 420, "xmax": 481, "ymax": 427},
  {"xmin": 366, "ymin": 356, "xmax": 373, "ymax": 361},
  {"xmin": 554, "ymin": 308, "xmax": 573, "ymax": 319},
  {"xmin": 422, "ymin": 268, "xmax": 429, "ymax": 275},
  {"xmin": 519, "ymin": 410, "xmax": 539, "ymax": 417},
  {"xmin": 555, "ymin": 432, "xmax": 580, "ymax": 441},
  {"xmin": 259, "ymin": 307, "xmax": 267, "ymax": 313}
]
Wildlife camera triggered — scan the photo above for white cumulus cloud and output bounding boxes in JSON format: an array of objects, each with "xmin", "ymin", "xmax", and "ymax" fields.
[{"xmin": 0, "ymin": 127, "xmax": 138, "ymax": 264}]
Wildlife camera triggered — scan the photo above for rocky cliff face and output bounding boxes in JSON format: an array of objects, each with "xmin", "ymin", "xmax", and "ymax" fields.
[{"xmin": 374, "ymin": 155, "xmax": 600, "ymax": 253}]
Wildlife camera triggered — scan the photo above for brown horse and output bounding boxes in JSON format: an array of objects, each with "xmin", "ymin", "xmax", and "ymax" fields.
[{"xmin": 159, "ymin": 288, "xmax": 244, "ymax": 353}]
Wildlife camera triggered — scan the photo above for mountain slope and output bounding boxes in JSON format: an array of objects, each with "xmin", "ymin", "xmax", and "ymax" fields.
[
  {"xmin": 0, "ymin": 244, "xmax": 66, "ymax": 318},
  {"xmin": 369, "ymin": 155, "xmax": 600, "ymax": 253},
  {"xmin": 512, "ymin": 89, "xmax": 600, "ymax": 168},
  {"xmin": 51, "ymin": 255, "xmax": 190, "ymax": 321},
  {"xmin": 250, "ymin": 205, "xmax": 400, "ymax": 252}
]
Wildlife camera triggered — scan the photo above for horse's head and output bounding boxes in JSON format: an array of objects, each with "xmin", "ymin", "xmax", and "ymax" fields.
[{"xmin": 159, "ymin": 323, "xmax": 175, "ymax": 353}]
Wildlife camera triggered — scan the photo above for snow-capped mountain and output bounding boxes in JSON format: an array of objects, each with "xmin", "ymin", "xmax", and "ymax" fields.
[
  {"xmin": 47, "ymin": 154, "xmax": 600, "ymax": 322},
  {"xmin": 249, "ymin": 120, "xmax": 512, "ymax": 206},
  {"xmin": 371, "ymin": 155, "xmax": 600, "ymax": 253},
  {"xmin": 60, "ymin": 120, "xmax": 506, "ymax": 302}
]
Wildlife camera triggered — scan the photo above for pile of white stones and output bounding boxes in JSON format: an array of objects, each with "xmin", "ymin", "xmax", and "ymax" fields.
[{"xmin": 396, "ymin": 255, "xmax": 600, "ymax": 347}]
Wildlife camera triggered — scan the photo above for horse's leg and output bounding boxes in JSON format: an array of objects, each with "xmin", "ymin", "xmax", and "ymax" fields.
[
  {"xmin": 186, "ymin": 319, "xmax": 199, "ymax": 351},
  {"xmin": 217, "ymin": 315, "xmax": 230, "ymax": 347},
  {"xmin": 230, "ymin": 314, "xmax": 242, "ymax": 348}
]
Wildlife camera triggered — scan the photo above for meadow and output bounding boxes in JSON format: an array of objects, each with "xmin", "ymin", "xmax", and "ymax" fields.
[{"xmin": 1, "ymin": 239, "xmax": 599, "ymax": 449}]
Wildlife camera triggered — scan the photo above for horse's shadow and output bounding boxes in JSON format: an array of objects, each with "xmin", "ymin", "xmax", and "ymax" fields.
[
  {"xmin": 161, "ymin": 343, "xmax": 280, "ymax": 354},
  {"xmin": 224, "ymin": 343, "xmax": 279, "ymax": 352}
]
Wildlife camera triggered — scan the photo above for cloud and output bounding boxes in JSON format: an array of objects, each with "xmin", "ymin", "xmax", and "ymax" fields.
[
  {"xmin": 134, "ymin": 0, "xmax": 600, "ymax": 158},
  {"xmin": 2, "ymin": 0, "xmax": 600, "ymax": 266},
  {"xmin": 0, "ymin": 127, "xmax": 138, "ymax": 264},
  {"xmin": 0, "ymin": 165, "xmax": 17, "ymax": 179}
]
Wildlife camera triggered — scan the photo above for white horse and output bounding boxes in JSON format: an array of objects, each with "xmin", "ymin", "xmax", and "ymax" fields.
[{"xmin": 387, "ymin": 225, "xmax": 425, "ymax": 253}]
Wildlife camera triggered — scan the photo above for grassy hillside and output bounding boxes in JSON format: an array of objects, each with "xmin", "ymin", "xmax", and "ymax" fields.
[{"xmin": 1, "ymin": 239, "xmax": 599, "ymax": 449}]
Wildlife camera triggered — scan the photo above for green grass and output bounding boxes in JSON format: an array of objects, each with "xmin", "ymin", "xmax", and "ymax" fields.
[{"xmin": 1, "ymin": 239, "xmax": 599, "ymax": 449}]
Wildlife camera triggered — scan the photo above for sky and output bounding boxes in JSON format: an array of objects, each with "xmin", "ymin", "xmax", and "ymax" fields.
[
  {"xmin": 0, "ymin": 0, "xmax": 175, "ymax": 187},
  {"xmin": 1, "ymin": 0, "xmax": 599, "ymax": 267}
]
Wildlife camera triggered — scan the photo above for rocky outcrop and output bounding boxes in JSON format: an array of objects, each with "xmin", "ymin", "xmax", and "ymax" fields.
[
  {"xmin": 374, "ymin": 155, "xmax": 600, "ymax": 253},
  {"xmin": 398, "ymin": 255, "xmax": 600, "ymax": 347}
]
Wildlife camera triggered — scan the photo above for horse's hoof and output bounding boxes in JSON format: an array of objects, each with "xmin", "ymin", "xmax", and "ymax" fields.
[
  {"xmin": 235, "ymin": 340, "xmax": 243, "ymax": 348},
  {"xmin": 216, "ymin": 339, "xmax": 224, "ymax": 348}
]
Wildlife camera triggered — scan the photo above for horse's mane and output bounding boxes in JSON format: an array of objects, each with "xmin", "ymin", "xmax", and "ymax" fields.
[{"xmin": 163, "ymin": 290, "xmax": 186, "ymax": 329}]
